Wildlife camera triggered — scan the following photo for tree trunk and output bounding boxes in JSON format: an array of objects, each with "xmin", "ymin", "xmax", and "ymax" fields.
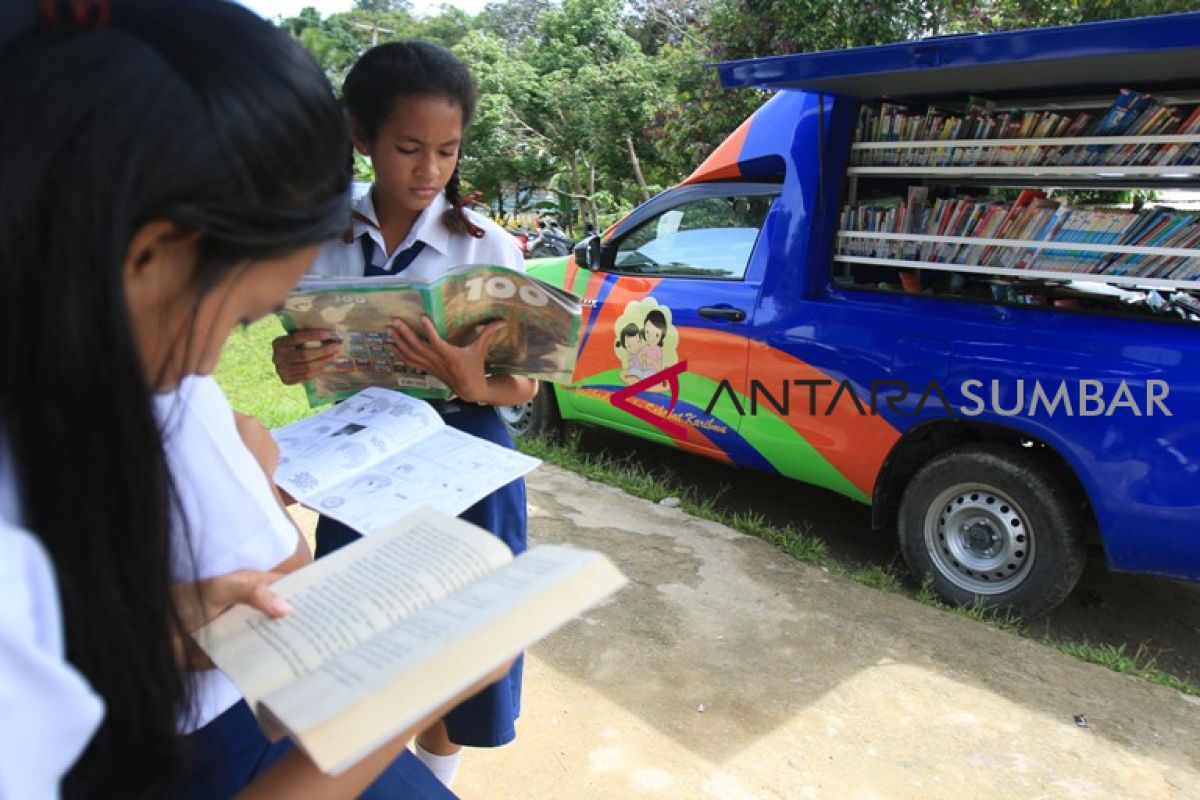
[
  {"xmin": 625, "ymin": 134, "xmax": 651, "ymax": 203},
  {"xmin": 567, "ymin": 152, "xmax": 591, "ymax": 230},
  {"xmin": 587, "ymin": 160, "xmax": 599, "ymax": 230}
]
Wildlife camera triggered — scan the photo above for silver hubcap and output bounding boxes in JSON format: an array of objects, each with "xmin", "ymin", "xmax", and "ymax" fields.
[
  {"xmin": 924, "ymin": 483, "xmax": 1034, "ymax": 594},
  {"xmin": 498, "ymin": 402, "xmax": 533, "ymax": 435}
]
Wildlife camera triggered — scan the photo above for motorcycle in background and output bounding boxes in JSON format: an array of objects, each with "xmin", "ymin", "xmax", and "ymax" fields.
[{"xmin": 525, "ymin": 218, "xmax": 574, "ymax": 258}]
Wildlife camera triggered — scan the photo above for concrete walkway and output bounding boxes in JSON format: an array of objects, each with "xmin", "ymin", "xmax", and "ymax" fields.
[{"xmin": 450, "ymin": 465, "xmax": 1200, "ymax": 799}]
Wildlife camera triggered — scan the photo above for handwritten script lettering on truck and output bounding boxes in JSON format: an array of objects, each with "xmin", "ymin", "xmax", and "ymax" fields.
[{"xmin": 507, "ymin": 13, "xmax": 1200, "ymax": 619}]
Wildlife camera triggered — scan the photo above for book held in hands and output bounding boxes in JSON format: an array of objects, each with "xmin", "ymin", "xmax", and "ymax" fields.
[
  {"xmin": 271, "ymin": 387, "xmax": 540, "ymax": 533},
  {"xmin": 195, "ymin": 507, "xmax": 627, "ymax": 775},
  {"xmin": 278, "ymin": 264, "xmax": 583, "ymax": 405}
]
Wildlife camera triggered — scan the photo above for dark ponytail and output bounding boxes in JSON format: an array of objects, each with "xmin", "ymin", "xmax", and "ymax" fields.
[
  {"xmin": 0, "ymin": 1, "xmax": 349, "ymax": 795},
  {"xmin": 443, "ymin": 163, "xmax": 486, "ymax": 239},
  {"xmin": 342, "ymin": 39, "xmax": 485, "ymax": 238}
]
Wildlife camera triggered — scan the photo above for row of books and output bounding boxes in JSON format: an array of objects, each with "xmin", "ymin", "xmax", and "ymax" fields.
[
  {"xmin": 837, "ymin": 188, "xmax": 1200, "ymax": 281},
  {"xmin": 853, "ymin": 89, "xmax": 1200, "ymax": 168}
]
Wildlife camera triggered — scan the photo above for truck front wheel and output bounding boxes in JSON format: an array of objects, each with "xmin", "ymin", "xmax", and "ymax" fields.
[
  {"xmin": 897, "ymin": 444, "xmax": 1087, "ymax": 618},
  {"xmin": 497, "ymin": 382, "xmax": 562, "ymax": 439}
]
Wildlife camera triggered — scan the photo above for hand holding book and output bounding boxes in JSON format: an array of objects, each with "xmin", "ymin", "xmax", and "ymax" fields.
[
  {"xmin": 278, "ymin": 264, "xmax": 583, "ymax": 406},
  {"xmin": 195, "ymin": 508, "xmax": 627, "ymax": 775},
  {"xmin": 387, "ymin": 315, "xmax": 514, "ymax": 405},
  {"xmin": 272, "ymin": 328, "xmax": 343, "ymax": 387}
]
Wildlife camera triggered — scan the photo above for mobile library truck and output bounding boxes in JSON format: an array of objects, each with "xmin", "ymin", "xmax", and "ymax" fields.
[{"xmin": 504, "ymin": 13, "xmax": 1200, "ymax": 617}]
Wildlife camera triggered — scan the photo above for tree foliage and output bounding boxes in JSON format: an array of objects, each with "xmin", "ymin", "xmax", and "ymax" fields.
[{"xmin": 280, "ymin": 0, "xmax": 1200, "ymax": 229}]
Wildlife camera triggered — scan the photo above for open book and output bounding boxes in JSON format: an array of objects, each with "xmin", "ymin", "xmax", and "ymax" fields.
[
  {"xmin": 272, "ymin": 387, "xmax": 540, "ymax": 534},
  {"xmin": 196, "ymin": 507, "xmax": 627, "ymax": 775},
  {"xmin": 278, "ymin": 264, "xmax": 582, "ymax": 405}
]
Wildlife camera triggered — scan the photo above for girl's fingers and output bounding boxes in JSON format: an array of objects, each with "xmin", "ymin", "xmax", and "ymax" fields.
[
  {"xmin": 313, "ymin": 352, "xmax": 340, "ymax": 370},
  {"xmin": 284, "ymin": 329, "xmax": 335, "ymax": 346},
  {"xmin": 176, "ymin": 570, "xmax": 282, "ymax": 631},
  {"xmin": 283, "ymin": 354, "xmax": 337, "ymax": 384},
  {"xmin": 388, "ymin": 326, "xmax": 438, "ymax": 370},
  {"xmin": 248, "ymin": 579, "xmax": 293, "ymax": 618},
  {"xmin": 287, "ymin": 343, "xmax": 342, "ymax": 365},
  {"xmin": 391, "ymin": 323, "xmax": 420, "ymax": 345},
  {"xmin": 389, "ymin": 318, "xmax": 426, "ymax": 343},
  {"xmin": 277, "ymin": 354, "xmax": 330, "ymax": 382},
  {"xmin": 387, "ymin": 333, "xmax": 429, "ymax": 369},
  {"xmin": 471, "ymin": 321, "xmax": 508, "ymax": 355},
  {"xmin": 206, "ymin": 570, "xmax": 291, "ymax": 620},
  {"xmin": 297, "ymin": 353, "xmax": 337, "ymax": 375},
  {"xmin": 420, "ymin": 317, "xmax": 452, "ymax": 354},
  {"xmin": 388, "ymin": 321, "xmax": 424, "ymax": 351},
  {"xmin": 390, "ymin": 347, "xmax": 433, "ymax": 375}
]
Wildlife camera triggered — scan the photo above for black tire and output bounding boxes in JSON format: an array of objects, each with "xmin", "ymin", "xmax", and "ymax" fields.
[
  {"xmin": 897, "ymin": 443, "xmax": 1087, "ymax": 618},
  {"xmin": 497, "ymin": 382, "xmax": 562, "ymax": 439}
]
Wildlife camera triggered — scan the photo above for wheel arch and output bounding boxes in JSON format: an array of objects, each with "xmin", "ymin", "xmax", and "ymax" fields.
[{"xmin": 871, "ymin": 419, "xmax": 1100, "ymax": 545}]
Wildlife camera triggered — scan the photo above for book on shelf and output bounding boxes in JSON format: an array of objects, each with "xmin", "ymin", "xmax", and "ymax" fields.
[
  {"xmin": 901, "ymin": 186, "xmax": 928, "ymax": 259},
  {"xmin": 195, "ymin": 506, "xmax": 627, "ymax": 776},
  {"xmin": 976, "ymin": 189, "xmax": 1045, "ymax": 265},
  {"xmin": 279, "ymin": 264, "xmax": 582, "ymax": 406},
  {"xmin": 853, "ymin": 88, "xmax": 1200, "ymax": 169},
  {"xmin": 271, "ymin": 387, "xmax": 540, "ymax": 534},
  {"xmin": 839, "ymin": 195, "xmax": 1200, "ymax": 281},
  {"xmin": 1153, "ymin": 105, "xmax": 1200, "ymax": 166}
]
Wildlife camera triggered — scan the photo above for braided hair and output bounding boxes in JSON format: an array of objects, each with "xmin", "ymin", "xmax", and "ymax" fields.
[{"xmin": 343, "ymin": 40, "xmax": 485, "ymax": 238}]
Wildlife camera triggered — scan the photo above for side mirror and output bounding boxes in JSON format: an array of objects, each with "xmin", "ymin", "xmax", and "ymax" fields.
[{"xmin": 574, "ymin": 235, "xmax": 602, "ymax": 271}]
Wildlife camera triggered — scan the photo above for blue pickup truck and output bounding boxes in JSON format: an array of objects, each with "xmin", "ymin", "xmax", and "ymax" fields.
[{"xmin": 507, "ymin": 13, "xmax": 1200, "ymax": 617}]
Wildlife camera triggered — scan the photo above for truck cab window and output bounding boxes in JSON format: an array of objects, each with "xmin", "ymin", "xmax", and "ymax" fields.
[{"xmin": 611, "ymin": 194, "xmax": 775, "ymax": 280}]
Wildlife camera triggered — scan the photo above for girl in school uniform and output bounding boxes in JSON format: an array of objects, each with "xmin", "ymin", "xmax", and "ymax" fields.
[
  {"xmin": 272, "ymin": 40, "xmax": 537, "ymax": 788},
  {"xmin": 163, "ymin": 376, "xmax": 458, "ymax": 800},
  {"xmin": 0, "ymin": 2, "xmax": 485, "ymax": 796}
]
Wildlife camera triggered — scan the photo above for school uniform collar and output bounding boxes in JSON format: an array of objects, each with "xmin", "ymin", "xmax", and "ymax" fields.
[{"xmin": 350, "ymin": 188, "xmax": 451, "ymax": 257}]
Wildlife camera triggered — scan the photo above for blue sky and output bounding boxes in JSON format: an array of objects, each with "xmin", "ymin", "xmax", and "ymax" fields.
[{"xmin": 237, "ymin": 0, "xmax": 489, "ymax": 21}]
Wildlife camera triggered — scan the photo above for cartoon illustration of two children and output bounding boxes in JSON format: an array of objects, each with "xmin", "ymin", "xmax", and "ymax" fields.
[{"xmin": 615, "ymin": 300, "xmax": 678, "ymax": 390}]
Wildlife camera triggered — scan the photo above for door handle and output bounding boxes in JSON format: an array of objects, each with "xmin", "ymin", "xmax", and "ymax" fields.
[{"xmin": 698, "ymin": 305, "xmax": 747, "ymax": 322}]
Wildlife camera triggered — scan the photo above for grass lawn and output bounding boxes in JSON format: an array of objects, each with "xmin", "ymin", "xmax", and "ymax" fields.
[{"xmin": 214, "ymin": 317, "xmax": 315, "ymax": 429}]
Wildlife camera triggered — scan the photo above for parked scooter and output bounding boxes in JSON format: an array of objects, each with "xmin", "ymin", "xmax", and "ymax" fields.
[{"xmin": 526, "ymin": 218, "xmax": 574, "ymax": 258}]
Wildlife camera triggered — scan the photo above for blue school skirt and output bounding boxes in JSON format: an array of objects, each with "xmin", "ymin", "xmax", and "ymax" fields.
[
  {"xmin": 315, "ymin": 401, "xmax": 527, "ymax": 748},
  {"xmin": 178, "ymin": 699, "xmax": 456, "ymax": 799}
]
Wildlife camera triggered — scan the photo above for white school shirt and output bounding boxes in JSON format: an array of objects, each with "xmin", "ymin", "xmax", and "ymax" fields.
[
  {"xmin": 310, "ymin": 189, "xmax": 525, "ymax": 280},
  {"xmin": 156, "ymin": 375, "xmax": 300, "ymax": 733},
  {"xmin": 0, "ymin": 456, "xmax": 104, "ymax": 799}
]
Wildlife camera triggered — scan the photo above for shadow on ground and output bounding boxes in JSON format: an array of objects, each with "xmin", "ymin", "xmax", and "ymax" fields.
[
  {"xmin": 520, "ymin": 464, "xmax": 1199, "ymax": 798},
  {"xmin": 556, "ymin": 426, "xmax": 1200, "ymax": 685}
]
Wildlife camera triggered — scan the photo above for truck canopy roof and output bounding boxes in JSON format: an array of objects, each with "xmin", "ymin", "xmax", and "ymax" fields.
[{"xmin": 714, "ymin": 13, "xmax": 1200, "ymax": 101}]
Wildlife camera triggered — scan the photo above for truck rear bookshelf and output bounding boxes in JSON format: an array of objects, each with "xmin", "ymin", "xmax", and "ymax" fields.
[
  {"xmin": 835, "ymin": 234, "xmax": 1200, "ymax": 291},
  {"xmin": 839, "ymin": 112, "xmax": 1200, "ymax": 298}
]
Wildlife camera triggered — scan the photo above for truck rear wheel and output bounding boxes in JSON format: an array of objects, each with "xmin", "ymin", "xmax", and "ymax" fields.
[
  {"xmin": 498, "ymin": 382, "xmax": 562, "ymax": 439},
  {"xmin": 897, "ymin": 443, "xmax": 1087, "ymax": 618}
]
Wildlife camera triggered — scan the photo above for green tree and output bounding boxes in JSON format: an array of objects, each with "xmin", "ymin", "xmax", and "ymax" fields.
[
  {"xmin": 476, "ymin": 0, "xmax": 554, "ymax": 47},
  {"xmin": 416, "ymin": 6, "xmax": 476, "ymax": 48},
  {"xmin": 454, "ymin": 30, "xmax": 555, "ymax": 206},
  {"xmin": 522, "ymin": 0, "xmax": 671, "ymax": 223},
  {"xmin": 623, "ymin": 0, "xmax": 710, "ymax": 55},
  {"xmin": 354, "ymin": 0, "xmax": 413, "ymax": 13},
  {"xmin": 956, "ymin": 0, "xmax": 1200, "ymax": 30}
]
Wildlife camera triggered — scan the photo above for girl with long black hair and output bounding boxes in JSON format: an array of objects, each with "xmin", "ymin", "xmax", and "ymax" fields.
[
  {"xmin": 0, "ymin": 2, "xmax": 480, "ymax": 796},
  {"xmin": 272, "ymin": 39, "xmax": 536, "ymax": 788}
]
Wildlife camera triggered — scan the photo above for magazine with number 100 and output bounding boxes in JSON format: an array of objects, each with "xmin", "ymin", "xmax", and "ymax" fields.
[{"xmin": 278, "ymin": 264, "xmax": 583, "ymax": 406}]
